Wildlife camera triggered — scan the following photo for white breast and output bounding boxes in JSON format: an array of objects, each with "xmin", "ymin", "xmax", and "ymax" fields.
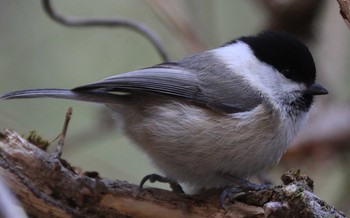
[{"xmin": 119, "ymin": 99, "xmax": 307, "ymax": 190}]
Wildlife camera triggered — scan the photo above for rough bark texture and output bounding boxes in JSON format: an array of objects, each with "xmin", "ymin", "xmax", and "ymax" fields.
[{"xmin": 0, "ymin": 129, "xmax": 345, "ymax": 217}]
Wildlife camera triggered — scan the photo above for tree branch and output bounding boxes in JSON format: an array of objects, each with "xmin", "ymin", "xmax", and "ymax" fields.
[
  {"xmin": 0, "ymin": 178, "xmax": 27, "ymax": 218},
  {"xmin": 337, "ymin": 0, "xmax": 350, "ymax": 29},
  {"xmin": 41, "ymin": 0, "xmax": 169, "ymax": 62},
  {"xmin": 0, "ymin": 129, "xmax": 345, "ymax": 217}
]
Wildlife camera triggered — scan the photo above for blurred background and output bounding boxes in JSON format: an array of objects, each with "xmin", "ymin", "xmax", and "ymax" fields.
[{"xmin": 0, "ymin": 0, "xmax": 349, "ymax": 215}]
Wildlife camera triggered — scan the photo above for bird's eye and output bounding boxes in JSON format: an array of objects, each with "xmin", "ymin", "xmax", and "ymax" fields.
[{"xmin": 281, "ymin": 69, "xmax": 293, "ymax": 79}]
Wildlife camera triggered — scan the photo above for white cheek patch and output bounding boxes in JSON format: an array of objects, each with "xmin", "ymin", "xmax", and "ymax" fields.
[{"xmin": 212, "ymin": 42, "xmax": 305, "ymax": 102}]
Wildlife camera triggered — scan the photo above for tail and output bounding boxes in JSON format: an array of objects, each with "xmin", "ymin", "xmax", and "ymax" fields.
[{"xmin": 0, "ymin": 88, "xmax": 122, "ymax": 104}]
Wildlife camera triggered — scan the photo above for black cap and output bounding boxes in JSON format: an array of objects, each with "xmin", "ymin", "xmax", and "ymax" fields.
[{"xmin": 238, "ymin": 31, "xmax": 316, "ymax": 86}]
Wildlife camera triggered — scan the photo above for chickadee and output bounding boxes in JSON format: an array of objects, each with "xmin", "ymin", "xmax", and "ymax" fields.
[{"xmin": 1, "ymin": 31, "xmax": 327, "ymax": 193}]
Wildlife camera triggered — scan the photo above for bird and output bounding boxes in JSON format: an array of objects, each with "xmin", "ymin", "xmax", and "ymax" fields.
[{"xmin": 0, "ymin": 31, "xmax": 328, "ymax": 195}]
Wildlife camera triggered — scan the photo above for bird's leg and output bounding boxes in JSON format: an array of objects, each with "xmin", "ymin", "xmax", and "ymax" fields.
[
  {"xmin": 219, "ymin": 174, "xmax": 272, "ymax": 207},
  {"xmin": 139, "ymin": 173, "xmax": 184, "ymax": 194}
]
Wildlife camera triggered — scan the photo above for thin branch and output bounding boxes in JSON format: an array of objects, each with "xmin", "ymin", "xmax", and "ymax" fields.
[
  {"xmin": 41, "ymin": 0, "xmax": 169, "ymax": 62},
  {"xmin": 337, "ymin": 0, "xmax": 350, "ymax": 29},
  {"xmin": 53, "ymin": 107, "xmax": 73, "ymax": 158}
]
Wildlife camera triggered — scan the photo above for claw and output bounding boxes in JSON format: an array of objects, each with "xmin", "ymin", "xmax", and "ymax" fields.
[
  {"xmin": 220, "ymin": 187, "xmax": 243, "ymax": 208},
  {"xmin": 139, "ymin": 173, "xmax": 184, "ymax": 193},
  {"xmin": 219, "ymin": 174, "xmax": 273, "ymax": 208}
]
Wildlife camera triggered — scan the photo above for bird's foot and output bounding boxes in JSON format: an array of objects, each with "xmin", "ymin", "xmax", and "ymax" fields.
[
  {"xmin": 139, "ymin": 173, "xmax": 184, "ymax": 194},
  {"xmin": 219, "ymin": 175, "xmax": 272, "ymax": 207}
]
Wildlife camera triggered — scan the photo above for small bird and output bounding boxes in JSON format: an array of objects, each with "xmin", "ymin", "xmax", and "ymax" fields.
[{"xmin": 1, "ymin": 31, "xmax": 328, "ymax": 194}]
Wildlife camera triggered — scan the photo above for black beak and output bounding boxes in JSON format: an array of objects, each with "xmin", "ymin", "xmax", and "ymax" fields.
[{"xmin": 305, "ymin": 83, "xmax": 328, "ymax": 95}]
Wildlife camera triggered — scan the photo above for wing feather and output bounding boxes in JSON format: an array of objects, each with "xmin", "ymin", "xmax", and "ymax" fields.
[
  {"xmin": 74, "ymin": 65, "xmax": 205, "ymax": 101},
  {"xmin": 73, "ymin": 63, "xmax": 261, "ymax": 113}
]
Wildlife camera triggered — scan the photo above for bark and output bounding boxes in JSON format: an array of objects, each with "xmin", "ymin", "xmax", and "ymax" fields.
[{"xmin": 0, "ymin": 129, "xmax": 345, "ymax": 218}]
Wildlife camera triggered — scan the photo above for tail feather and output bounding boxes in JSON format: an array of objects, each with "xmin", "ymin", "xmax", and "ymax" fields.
[{"xmin": 0, "ymin": 88, "xmax": 121, "ymax": 104}]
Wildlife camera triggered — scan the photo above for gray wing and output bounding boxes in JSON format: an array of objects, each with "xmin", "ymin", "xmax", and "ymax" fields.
[{"xmin": 73, "ymin": 63, "xmax": 262, "ymax": 113}]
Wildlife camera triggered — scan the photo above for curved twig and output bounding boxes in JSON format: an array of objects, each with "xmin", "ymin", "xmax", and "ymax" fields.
[{"xmin": 41, "ymin": 0, "xmax": 169, "ymax": 62}]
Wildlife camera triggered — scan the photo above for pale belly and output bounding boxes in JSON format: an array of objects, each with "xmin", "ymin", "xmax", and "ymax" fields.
[{"xmin": 113, "ymin": 101, "xmax": 305, "ymax": 189}]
